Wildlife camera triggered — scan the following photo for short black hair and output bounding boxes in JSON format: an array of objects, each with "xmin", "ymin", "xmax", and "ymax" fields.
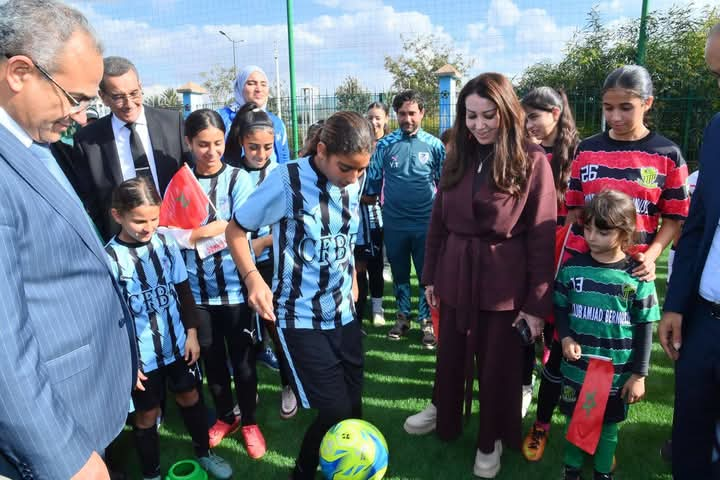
[{"xmin": 392, "ymin": 90, "xmax": 424, "ymax": 112}]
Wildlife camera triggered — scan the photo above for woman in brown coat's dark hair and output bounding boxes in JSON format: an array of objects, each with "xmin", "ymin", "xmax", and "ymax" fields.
[{"xmin": 403, "ymin": 73, "xmax": 557, "ymax": 478}]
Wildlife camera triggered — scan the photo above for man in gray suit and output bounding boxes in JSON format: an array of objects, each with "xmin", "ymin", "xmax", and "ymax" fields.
[{"xmin": 0, "ymin": 1, "xmax": 136, "ymax": 478}]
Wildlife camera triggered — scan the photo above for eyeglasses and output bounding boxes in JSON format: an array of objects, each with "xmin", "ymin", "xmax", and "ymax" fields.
[
  {"xmin": 106, "ymin": 90, "xmax": 143, "ymax": 105},
  {"xmin": 3, "ymin": 53, "xmax": 92, "ymax": 115}
]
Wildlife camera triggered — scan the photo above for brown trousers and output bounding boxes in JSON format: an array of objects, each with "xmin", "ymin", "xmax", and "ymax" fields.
[{"xmin": 432, "ymin": 303, "xmax": 523, "ymax": 453}]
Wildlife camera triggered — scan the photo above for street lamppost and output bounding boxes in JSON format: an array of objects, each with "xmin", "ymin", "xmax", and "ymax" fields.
[{"xmin": 218, "ymin": 30, "xmax": 243, "ymax": 76}]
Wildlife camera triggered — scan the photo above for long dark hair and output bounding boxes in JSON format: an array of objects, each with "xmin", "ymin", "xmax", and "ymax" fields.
[
  {"xmin": 111, "ymin": 177, "xmax": 161, "ymax": 214},
  {"xmin": 441, "ymin": 73, "xmax": 529, "ymax": 195},
  {"xmin": 302, "ymin": 111, "xmax": 375, "ymax": 159},
  {"xmin": 602, "ymin": 65, "xmax": 653, "ymax": 100},
  {"xmin": 185, "ymin": 108, "xmax": 225, "ymax": 141},
  {"xmin": 224, "ymin": 102, "xmax": 275, "ymax": 163},
  {"xmin": 521, "ymin": 87, "xmax": 579, "ymax": 204},
  {"xmin": 367, "ymin": 101, "xmax": 390, "ymax": 136}
]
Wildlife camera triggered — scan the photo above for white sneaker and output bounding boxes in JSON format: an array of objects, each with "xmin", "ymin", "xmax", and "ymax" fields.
[
  {"xmin": 403, "ymin": 403, "xmax": 436, "ymax": 435},
  {"xmin": 280, "ymin": 385, "xmax": 298, "ymax": 419},
  {"xmin": 521, "ymin": 384, "xmax": 533, "ymax": 418},
  {"xmin": 372, "ymin": 310, "xmax": 386, "ymax": 326},
  {"xmin": 473, "ymin": 442, "xmax": 502, "ymax": 478}
]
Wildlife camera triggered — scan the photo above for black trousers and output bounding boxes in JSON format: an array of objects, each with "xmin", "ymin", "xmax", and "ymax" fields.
[
  {"xmin": 672, "ymin": 300, "xmax": 720, "ymax": 479},
  {"xmin": 280, "ymin": 320, "xmax": 364, "ymax": 479}
]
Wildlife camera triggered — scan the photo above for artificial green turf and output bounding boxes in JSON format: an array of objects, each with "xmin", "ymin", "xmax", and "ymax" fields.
[{"xmin": 115, "ymin": 252, "xmax": 674, "ymax": 479}]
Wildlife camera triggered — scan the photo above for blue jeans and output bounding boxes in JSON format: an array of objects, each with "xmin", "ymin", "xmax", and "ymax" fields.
[{"xmin": 383, "ymin": 227, "xmax": 429, "ymax": 323}]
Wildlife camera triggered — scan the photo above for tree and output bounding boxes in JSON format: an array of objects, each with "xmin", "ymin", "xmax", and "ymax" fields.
[
  {"xmin": 160, "ymin": 88, "xmax": 180, "ymax": 107},
  {"xmin": 144, "ymin": 95, "xmax": 163, "ymax": 107},
  {"xmin": 517, "ymin": 4, "xmax": 720, "ymax": 163},
  {"xmin": 384, "ymin": 33, "xmax": 472, "ymax": 114},
  {"xmin": 200, "ymin": 64, "xmax": 236, "ymax": 106},
  {"xmin": 334, "ymin": 76, "xmax": 373, "ymax": 113}
]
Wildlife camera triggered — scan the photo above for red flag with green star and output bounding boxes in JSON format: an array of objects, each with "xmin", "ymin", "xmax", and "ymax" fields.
[
  {"xmin": 566, "ymin": 356, "xmax": 614, "ymax": 454},
  {"xmin": 159, "ymin": 164, "xmax": 210, "ymax": 229}
]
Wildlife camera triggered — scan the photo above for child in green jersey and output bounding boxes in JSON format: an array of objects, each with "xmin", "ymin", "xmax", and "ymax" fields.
[{"xmin": 555, "ymin": 190, "xmax": 661, "ymax": 480}]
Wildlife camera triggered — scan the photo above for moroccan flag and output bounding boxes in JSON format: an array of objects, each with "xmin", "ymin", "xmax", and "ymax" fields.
[
  {"xmin": 159, "ymin": 164, "xmax": 210, "ymax": 229},
  {"xmin": 566, "ymin": 356, "xmax": 614, "ymax": 454}
]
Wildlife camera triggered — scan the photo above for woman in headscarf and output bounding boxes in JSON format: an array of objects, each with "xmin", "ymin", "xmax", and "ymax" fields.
[{"xmin": 218, "ymin": 65, "xmax": 290, "ymax": 164}]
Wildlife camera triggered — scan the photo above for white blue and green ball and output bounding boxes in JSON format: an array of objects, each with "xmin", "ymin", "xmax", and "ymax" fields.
[{"xmin": 319, "ymin": 419, "xmax": 389, "ymax": 480}]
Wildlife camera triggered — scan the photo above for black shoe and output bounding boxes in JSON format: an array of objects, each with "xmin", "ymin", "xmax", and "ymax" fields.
[
  {"xmin": 660, "ymin": 439, "xmax": 672, "ymax": 463},
  {"xmin": 563, "ymin": 465, "xmax": 582, "ymax": 480},
  {"xmin": 593, "ymin": 471, "xmax": 613, "ymax": 480}
]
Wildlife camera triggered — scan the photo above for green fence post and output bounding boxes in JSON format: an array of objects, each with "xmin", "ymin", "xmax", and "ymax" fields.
[
  {"xmin": 682, "ymin": 95, "xmax": 693, "ymax": 157},
  {"xmin": 286, "ymin": 0, "xmax": 299, "ymax": 159}
]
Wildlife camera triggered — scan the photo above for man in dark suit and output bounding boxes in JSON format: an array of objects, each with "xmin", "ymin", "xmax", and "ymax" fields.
[
  {"xmin": 659, "ymin": 23, "xmax": 720, "ymax": 480},
  {"xmin": 73, "ymin": 56, "xmax": 188, "ymax": 242},
  {"xmin": 0, "ymin": 1, "xmax": 136, "ymax": 478}
]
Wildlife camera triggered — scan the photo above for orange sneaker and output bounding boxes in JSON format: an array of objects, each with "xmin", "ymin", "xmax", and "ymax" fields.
[
  {"xmin": 241, "ymin": 424, "xmax": 267, "ymax": 459},
  {"xmin": 208, "ymin": 416, "xmax": 240, "ymax": 448},
  {"xmin": 522, "ymin": 423, "xmax": 549, "ymax": 462}
]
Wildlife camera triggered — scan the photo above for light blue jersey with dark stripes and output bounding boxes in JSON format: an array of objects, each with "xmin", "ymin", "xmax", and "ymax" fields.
[
  {"xmin": 366, "ymin": 128, "xmax": 445, "ymax": 231},
  {"xmin": 233, "ymin": 157, "xmax": 362, "ymax": 330},
  {"xmin": 106, "ymin": 233, "xmax": 187, "ymax": 373},
  {"xmin": 183, "ymin": 164, "xmax": 254, "ymax": 305},
  {"xmin": 242, "ymin": 158, "xmax": 279, "ymax": 263}
]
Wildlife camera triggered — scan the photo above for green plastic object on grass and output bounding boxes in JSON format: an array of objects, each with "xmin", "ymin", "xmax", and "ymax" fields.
[{"xmin": 165, "ymin": 460, "xmax": 208, "ymax": 480}]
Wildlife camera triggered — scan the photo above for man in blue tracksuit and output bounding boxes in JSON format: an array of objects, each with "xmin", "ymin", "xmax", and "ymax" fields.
[{"xmin": 366, "ymin": 90, "xmax": 445, "ymax": 348}]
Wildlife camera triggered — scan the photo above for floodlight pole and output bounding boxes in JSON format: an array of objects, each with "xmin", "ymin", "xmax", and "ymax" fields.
[
  {"xmin": 286, "ymin": 0, "xmax": 299, "ymax": 158},
  {"xmin": 219, "ymin": 30, "xmax": 242, "ymax": 76}
]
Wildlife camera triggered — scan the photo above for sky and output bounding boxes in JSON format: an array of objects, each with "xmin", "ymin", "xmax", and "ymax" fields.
[{"xmin": 69, "ymin": 0, "xmax": 700, "ymax": 99}]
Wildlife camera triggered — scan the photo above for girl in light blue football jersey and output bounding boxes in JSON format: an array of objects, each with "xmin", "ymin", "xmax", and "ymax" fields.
[
  {"xmin": 225, "ymin": 102, "xmax": 298, "ymax": 420},
  {"xmin": 107, "ymin": 177, "xmax": 232, "ymax": 480},
  {"xmin": 226, "ymin": 111, "xmax": 375, "ymax": 480},
  {"xmin": 168, "ymin": 109, "xmax": 267, "ymax": 458}
]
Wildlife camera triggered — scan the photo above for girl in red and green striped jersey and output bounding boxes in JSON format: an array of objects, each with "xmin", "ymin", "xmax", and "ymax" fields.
[
  {"xmin": 520, "ymin": 87, "xmax": 585, "ymax": 461},
  {"xmin": 565, "ymin": 65, "xmax": 690, "ymax": 281}
]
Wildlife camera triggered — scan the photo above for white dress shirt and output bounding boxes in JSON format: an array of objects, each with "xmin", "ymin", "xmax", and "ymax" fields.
[
  {"xmin": 110, "ymin": 106, "xmax": 160, "ymax": 192},
  {"xmin": 699, "ymin": 218, "xmax": 720, "ymax": 303}
]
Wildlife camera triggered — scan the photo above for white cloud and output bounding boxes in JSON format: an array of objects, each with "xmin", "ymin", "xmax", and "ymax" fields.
[
  {"xmin": 488, "ymin": 0, "xmax": 521, "ymax": 28},
  {"xmin": 68, "ymin": 0, "xmax": 579, "ymax": 96},
  {"xmin": 313, "ymin": 0, "xmax": 385, "ymax": 11}
]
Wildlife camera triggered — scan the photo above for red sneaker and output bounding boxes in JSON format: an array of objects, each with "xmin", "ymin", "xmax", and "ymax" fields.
[
  {"xmin": 208, "ymin": 416, "xmax": 240, "ymax": 448},
  {"xmin": 241, "ymin": 424, "xmax": 267, "ymax": 459}
]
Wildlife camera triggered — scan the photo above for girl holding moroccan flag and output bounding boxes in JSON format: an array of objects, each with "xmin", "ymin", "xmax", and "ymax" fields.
[
  {"xmin": 555, "ymin": 190, "xmax": 660, "ymax": 480},
  {"xmin": 162, "ymin": 109, "xmax": 268, "ymax": 458}
]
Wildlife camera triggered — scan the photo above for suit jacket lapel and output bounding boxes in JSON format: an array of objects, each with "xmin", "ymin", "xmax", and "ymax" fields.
[
  {"xmin": 0, "ymin": 126, "xmax": 111, "ymax": 271},
  {"xmin": 145, "ymin": 107, "xmax": 173, "ymax": 196},
  {"xmin": 98, "ymin": 116, "xmax": 123, "ymax": 186}
]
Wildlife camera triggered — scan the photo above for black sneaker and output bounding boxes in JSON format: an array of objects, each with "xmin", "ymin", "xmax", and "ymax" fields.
[
  {"xmin": 387, "ymin": 313, "xmax": 410, "ymax": 340},
  {"xmin": 563, "ymin": 465, "xmax": 582, "ymax": 480},
  {"xmin": 593, "ymin": 471, "xmax": 613, "ymax": 480}
]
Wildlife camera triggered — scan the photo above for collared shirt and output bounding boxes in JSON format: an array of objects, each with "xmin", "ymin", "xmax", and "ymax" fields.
[
  {"xmin": 0, "ymin": 107, "xmax": 72, "ymax": 195},
  {"xmin": 699, "ymin": 200, "xmax": 720, "ymax": 302},
  {"xmin": 110, "ymin": 107, "xmax": 159, "ymax": 191},
  {"xmin": 0, "ymin": 106, "xmax": 33, "ymax": 148}
]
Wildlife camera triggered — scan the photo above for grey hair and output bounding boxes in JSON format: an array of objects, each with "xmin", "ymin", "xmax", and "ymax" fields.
[
  {"xmin": 0, "ymin": 0, "xmax": 102, "ymax": 74},
  {"xmin": 602, "ymin": 65, "xmax": 654, "ymax": 100},
  {"xmin": 99, "ymin": 56, "xmax": 139, "ymax": 92}
]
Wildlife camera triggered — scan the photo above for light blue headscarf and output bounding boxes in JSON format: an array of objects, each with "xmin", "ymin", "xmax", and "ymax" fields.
[{"xmin": 232, "ymin": 65, "xmax": 268, "ymax": 110}]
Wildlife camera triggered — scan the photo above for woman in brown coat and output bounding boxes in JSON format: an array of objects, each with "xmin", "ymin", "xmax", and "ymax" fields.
[{"xmin": 403, "ymin": 73, "xmax": 557, "ymax": 478}]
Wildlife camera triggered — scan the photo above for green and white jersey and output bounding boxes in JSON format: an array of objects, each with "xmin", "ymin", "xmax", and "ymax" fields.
[{"xmin": 555, "ymin": 253, "xmax": 660, "ymax": 396}]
